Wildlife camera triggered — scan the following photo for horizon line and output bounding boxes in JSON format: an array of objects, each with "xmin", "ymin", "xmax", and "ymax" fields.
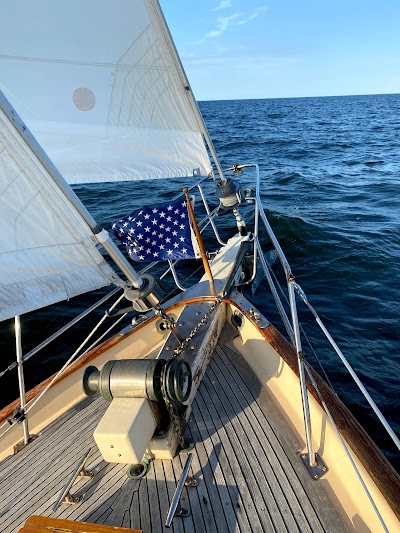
[{"xmin": 198, "ymin": 91, "xmax": 400, "ymax": 103}]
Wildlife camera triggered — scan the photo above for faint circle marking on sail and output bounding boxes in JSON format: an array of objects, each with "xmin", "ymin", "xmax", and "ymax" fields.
[{"xmin": 73, "ymin": 88, "xmax": 95, "ymax": 111}]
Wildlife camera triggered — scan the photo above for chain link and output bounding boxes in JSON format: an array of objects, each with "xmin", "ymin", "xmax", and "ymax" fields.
[
  {"xmin": 155, "ymin": 305, "xmax": 177, "ymax": 330},
  {"xmin": 162, "ymin": 392, "xmax": 186, "ymax": 448},
  {"xmin": 161, "ymin": 297, "xmax": 222, "ymax": 447},
  {"xmin": 0, "ymin": 361, "xmax": 17, "ymax": 378},
  {"xmin": 173, "ymin": 297, "xmax": 221, "ymax": 357}
]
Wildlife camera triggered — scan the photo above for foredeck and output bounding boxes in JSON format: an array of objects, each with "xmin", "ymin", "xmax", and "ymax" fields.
[{"xmin": 0, "ymin": 330, "xmax": 347, "ymax": 532}]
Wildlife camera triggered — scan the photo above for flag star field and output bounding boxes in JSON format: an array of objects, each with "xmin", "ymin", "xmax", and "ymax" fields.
[{"xmin": 112, "ymin": 198, "xmax": 198, "ymax": 262}]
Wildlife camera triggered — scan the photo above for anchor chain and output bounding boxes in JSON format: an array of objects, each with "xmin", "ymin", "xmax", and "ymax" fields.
[
  {"xmin": 155, "ymin": 305, "xmax": 183, "ymax": 345},
  {"xmin": 162, "ymin": 390, "xmax": 186, "ymax": 449},
  {"xmin": 155, "ymin": 305, "xmax": 177, "ymax": 330},
  {"xmin": 173, "ymin": 297, "xmax": 221, "ymax": 357},
  {"xmin": 161, "ymin": 297, "xmax": 222, "ymax": 448}
]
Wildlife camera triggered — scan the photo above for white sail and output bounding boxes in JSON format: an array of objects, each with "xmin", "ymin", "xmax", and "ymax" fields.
[
  {"xmin": 0, "ymin": 103, "xmax": 119, "ymax": 322},
  {"xmin": 0, "ymin": 0, "xmax": 212, "ymax": 184}
]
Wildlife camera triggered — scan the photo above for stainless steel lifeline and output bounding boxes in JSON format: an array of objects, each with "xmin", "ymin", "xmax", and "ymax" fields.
[
  {"xmin": 223, "ymin": 162, "xmax": 400, "ymax": 463},
  {"xmin": 0, "ymin": 173, "xmax": 225, "ymax": 440},
  {"xmin": 1, "ymin": 158, "xmax": 398, "ymax": 486},
  {"xmin": 304, "ymin": 366, "xmax": 389, "ymax": 533},
  {"xmin": 294, "ymin": 281, "xmax": 400, "ymax": 451},
  {"xmin": 237, "ymin": 162, "xmax": 316, "ymax": 468}
]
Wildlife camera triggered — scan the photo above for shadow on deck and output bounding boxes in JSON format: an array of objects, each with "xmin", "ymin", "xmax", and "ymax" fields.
[{"xmin": 0, "ymin": 326, "xmax": 347, "ymax": 533}]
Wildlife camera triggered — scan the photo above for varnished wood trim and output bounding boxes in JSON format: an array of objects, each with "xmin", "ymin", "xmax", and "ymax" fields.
[
  {"xmin": 0, "ymin": 297, "xmax": 216, "ymax": 424},
  {"xmin": 227, "ymin": 299, "xmax": 400, "ymax": 520},
  {"xmin": 25, "ymin": 514, "xmax": 142, "ymax": 532},
  {"xmin": 3, "ymin": 293, "xmax": 399, "ymax": 520}
]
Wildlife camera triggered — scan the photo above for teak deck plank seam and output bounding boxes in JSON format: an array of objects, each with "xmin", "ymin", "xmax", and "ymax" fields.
[
  {"xmin": 189, "ymin": 399, "xmax": 248, "ymax": 532},
  {"xmin": 0, "ymin": 396, "xmax": 107, "ymax": 482},
  {"xmin": 216, "ymin": 340, "xmax": 348, "ymax": 532},
  {"xmin": 184, "ymin": 423, "xmax": 231, "ymax": 532},
  {"xmin": 195, "ymin": 380, "xmax": 273, "ymax": 531},
  {"xmin": 0, "ymin": 332, "xmax": 348, "ymax": 532},
  {"xmin": 203, "ymin": 360, "xmax": 302, "ymax": 531},
  {"xmin": 213, "ymin": 343, "xmax": 317, "ymax": 531}
]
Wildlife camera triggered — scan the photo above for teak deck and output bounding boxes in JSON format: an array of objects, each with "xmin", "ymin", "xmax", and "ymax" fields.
[{"xmin": 0, "ymin": 332, "xmax": 347, "ymax": 532}]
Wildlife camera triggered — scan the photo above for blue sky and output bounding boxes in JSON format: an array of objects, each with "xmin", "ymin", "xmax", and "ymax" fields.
[{"xmin": 160, "ymin": 0, "xmax": 400, "ymax": 101}]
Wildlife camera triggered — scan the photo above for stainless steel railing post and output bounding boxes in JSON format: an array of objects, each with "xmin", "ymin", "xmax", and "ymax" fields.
[
  {"xmin": 14, "ymin": 316, "xmax": 29, "ymax": 445},
  {"xmin": 255, "ymin": 238, "xmax": 294, "ymax": 342},
  {"xmin": 247, "ymin": 190, "xmax": 260, "ymax": 284},
  {"xmin": 294, "ymin": 281, "xmax": 400, "ymax": 452},
  {"xmin": 288, "ymin": 281, "xmax": 315, "ymax": 467},
  {"xmin": 235, "ymin": 163, "xmax": 315, "ymax": 467},
  {"xmin": 225, "ymin": 163, "xmax": 398, "ymax": 476}
]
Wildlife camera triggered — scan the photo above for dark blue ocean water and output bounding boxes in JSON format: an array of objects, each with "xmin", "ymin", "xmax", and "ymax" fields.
[{"xmin": 1, "ymin": 94, "xmax": 399, "ymax": 470}]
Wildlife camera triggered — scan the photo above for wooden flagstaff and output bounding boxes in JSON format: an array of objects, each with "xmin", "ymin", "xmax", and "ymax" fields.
[{"xmin": 183, "ymin": 188, "xmax": 216, "ymax": 297}]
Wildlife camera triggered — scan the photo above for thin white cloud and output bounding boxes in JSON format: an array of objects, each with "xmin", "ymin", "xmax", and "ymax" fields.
[
  {"xmin": 237, "ymin": 9, "xmax": 265, "ymax": 25},
  {"xmin": 239, "ymin": 6, "xmax": 267, "ymax": 24},
  {"xmin": 184, "ymin": 53, "xmax": 298, "ymax": 69},
  {"xmin": 206, "ymin": 13, "xmax": 242, "ymax": 38},
  {"xmin": 212, "ymin": 0, "xmax": 233, "ymax": 11},
  {"xmin": 205, "ymin": 7, "xmax": 267, "ymax": 38}
]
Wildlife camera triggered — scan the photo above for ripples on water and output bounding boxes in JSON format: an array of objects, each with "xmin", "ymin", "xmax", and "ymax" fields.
[{"xmin": 1, "ymin": 94, "xmax": 399, "ymax": 470}]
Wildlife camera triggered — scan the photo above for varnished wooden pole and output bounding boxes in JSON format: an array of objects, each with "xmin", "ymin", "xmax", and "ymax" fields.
[{"xmin": 183, "ymin": 188, "xmax": 216, "ymax": 297}]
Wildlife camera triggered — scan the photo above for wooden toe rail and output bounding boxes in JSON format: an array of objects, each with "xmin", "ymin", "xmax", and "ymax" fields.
[{"xmin": 19, "ymin": 514, "xmax": 142, "ymax": 533}]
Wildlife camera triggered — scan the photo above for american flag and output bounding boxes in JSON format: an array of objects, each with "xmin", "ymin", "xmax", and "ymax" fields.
[{"xmin": 111, "ymin": 198, "xmax": 200, "ymax": 262}]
